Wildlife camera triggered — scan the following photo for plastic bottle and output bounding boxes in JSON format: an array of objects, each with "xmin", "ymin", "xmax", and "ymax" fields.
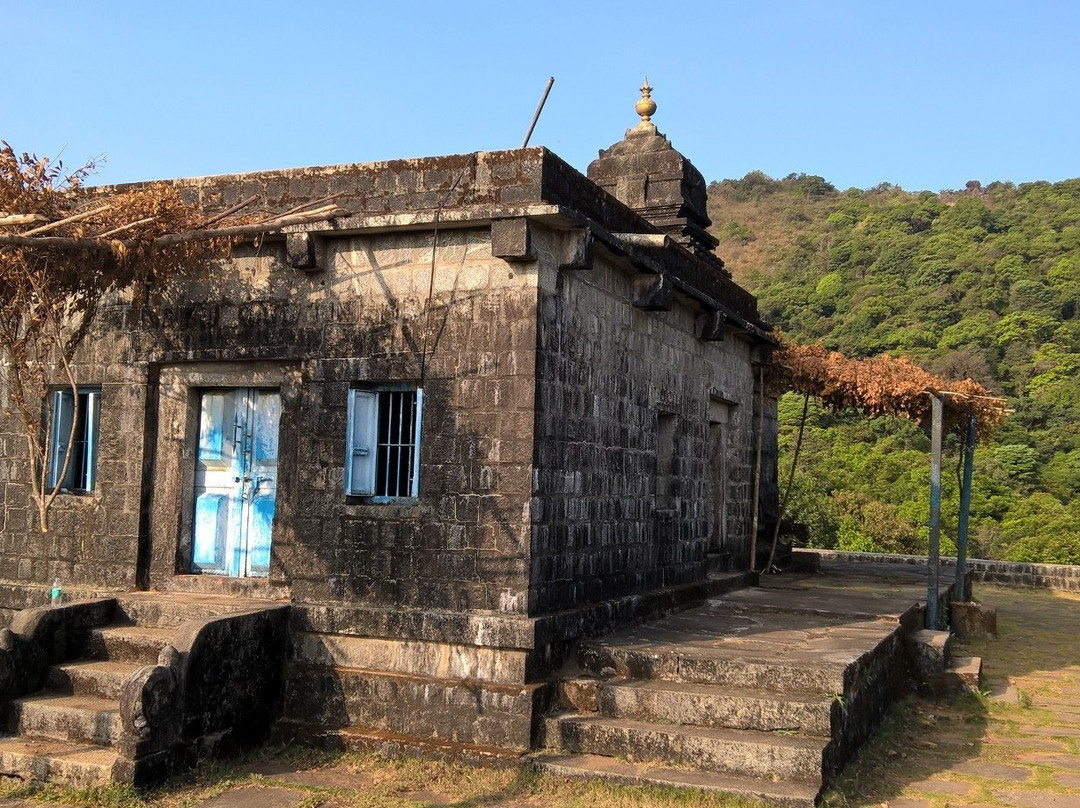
[{"xmin": 49, "ymin": 578, "xmax": 62, "ymax": 608}]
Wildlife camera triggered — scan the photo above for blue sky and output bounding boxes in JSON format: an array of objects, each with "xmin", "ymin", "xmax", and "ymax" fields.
[{"xmin": 3, "ymin": 1, "xmax": 1077, "ymax": 191}]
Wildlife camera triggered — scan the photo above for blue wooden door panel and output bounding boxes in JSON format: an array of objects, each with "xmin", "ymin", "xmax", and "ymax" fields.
[
  {"xmin": 191, "ymin": 388, "xmax": 279, "ymax": 578},
  {"xmin": 244, "ymin": 389, "xmax": 279, "ymax": 577}
]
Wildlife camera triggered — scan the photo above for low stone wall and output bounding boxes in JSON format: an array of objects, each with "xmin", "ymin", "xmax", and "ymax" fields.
[{"xmin": 808, "ymin": 549, "xmax": 1080, "ymax": 592}]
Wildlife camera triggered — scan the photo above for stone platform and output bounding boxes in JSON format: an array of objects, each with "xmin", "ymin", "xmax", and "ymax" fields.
[{"xmin": 536, "ymin": 556, "xmax": 961, "ymax": 805}]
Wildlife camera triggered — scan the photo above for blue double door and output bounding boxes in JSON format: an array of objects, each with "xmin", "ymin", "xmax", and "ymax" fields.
[{"xmin": 192, "ymin": 388, "xmax": 280, "ymax": 578}]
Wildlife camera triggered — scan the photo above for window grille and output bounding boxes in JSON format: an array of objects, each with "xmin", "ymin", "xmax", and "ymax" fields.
[{"xmin": 345, "ymin": 387, "xmax": 423, "ymax": 498}]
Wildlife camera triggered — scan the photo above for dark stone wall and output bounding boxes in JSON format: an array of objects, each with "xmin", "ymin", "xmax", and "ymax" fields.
[
  {"xmin": 0, "ymin": 227, "xmax": 538, "ymax": 616},
  {"xmin": 529, "ymin": 231, "xmax": 761, "ymax": 615},
  {"xmin": 0, "ymin": 345, "xmax": 148, "ymax": 599},
  {"xmin": 0, "ymin": 147, "xmax": 772, "ymax": 624}
]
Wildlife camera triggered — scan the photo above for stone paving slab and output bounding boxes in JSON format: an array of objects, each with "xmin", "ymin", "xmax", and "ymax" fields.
[
  {"xmin": 906, "ymin": 777, "xmax": 975, "ymax": 795},
  {"xmin": 995, "ymin": 790, "xmax": 1080, "ymax": 808},
  {"xmin": 948, "ymin": 760, "xmax": 1034, "ymax": 782},
  {"xmin": 1055, "ymin": 772, "xmax": 1080, "ymax": 788},
  {"xmin": 1018, "ymin": 754, "xmax": 1080, "ymax": 771},
  {"xmin": 242, "ymin": 759, "xmax": 376, "ymax": 790},
  {"xmin": 984, "ymin": 736, "xmax": 1071, "ymax": 752}
]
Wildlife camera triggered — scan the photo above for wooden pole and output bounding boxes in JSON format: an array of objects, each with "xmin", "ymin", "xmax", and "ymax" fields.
[
  {"xmin": 0, "ymin": 207, "xmax": 347, "ymax": 251},
  {"xmin": 749, "ymin": 365, "xmax": 764, "ymax": 572}
]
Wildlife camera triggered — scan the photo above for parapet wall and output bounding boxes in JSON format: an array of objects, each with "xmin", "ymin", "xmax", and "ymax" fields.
[{"xmin": 806, "ymin": 549, "xmax": 1080, "ymax": 592}]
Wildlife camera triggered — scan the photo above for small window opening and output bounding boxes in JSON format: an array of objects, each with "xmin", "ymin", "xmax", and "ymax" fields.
[
  {"xmin": 346, "ymin": 387, "xmax": 423, "ymax": 498},
  {"xmin": 48, "ymin": 388, "xmax": 101, "ymax": 494}
]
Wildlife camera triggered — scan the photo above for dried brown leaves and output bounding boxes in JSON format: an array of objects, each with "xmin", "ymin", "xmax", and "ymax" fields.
[
  {"xmin": 0, "ymin": 142, "xmax": 232, "ymax": 530},
  {"xmin": 771, "ymin": 337, "xmax": 1007, "ymax": 437}
]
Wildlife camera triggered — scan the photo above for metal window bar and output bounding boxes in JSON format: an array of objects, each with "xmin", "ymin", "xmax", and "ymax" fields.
[{"xmin": 375, "ymin": 390, "xmax": 418, "ymax": 497}]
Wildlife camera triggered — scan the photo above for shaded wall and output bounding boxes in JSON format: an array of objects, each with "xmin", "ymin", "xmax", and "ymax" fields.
[{"xmin": 529, "ymin": 230, "xmax": 761, "ymax": 615}]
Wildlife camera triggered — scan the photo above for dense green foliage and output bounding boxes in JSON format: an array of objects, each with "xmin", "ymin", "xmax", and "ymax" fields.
[{"xmin": 709, "ymin": 173, "xmax": 1080, "ymax": 564}]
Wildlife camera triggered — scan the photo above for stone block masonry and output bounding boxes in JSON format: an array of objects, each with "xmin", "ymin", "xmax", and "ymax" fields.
[
  {"xmin": 530, "ymin": 238, "xmax": 761, "ymax": 614},
  {"xmin": 0, "ymin": 140, "xmax": 776, "ymax": 759}
]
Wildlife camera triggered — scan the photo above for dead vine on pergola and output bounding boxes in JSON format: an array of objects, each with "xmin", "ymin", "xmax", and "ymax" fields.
[
  {"xmin": 769, "ymin": 336, "xmax": 1007, "ymax": 437},
  {"xmin": 0, "ymin": 142, "xmax": 346, "ymax": 532},
  {"xmin": 758, "ymin": 335, "xmax": 1009, "ymax": 570}
]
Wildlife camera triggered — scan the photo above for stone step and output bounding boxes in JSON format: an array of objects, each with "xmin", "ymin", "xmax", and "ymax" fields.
[
  {"xmin": 0, "ymin": 736, "xmax": 121, "ymax": 789},
  {"xmin": 541, "ymin": 713, "xmax": 825, "ymax": 784},
  {"xmin": 907, "ymin": 628, "xmax": 955, "ymax": 682},
  {"xmin": 5, "ymin": 694, "xmax": 122, "ymax": 746},
  {"xmin": 116, "ymin": 592, "xmax": 270, "ymax": 628},
  {"xmin": 282, "ymin": 664, "xmax": 539, "ymax": 752},
  {"xmin": 562, "ymin": 677, "xmax": 834, "ymax": 736},
  {"xmin": 530, "ymin": 752, "xmax": 819, "ymax": 808},
  {"xmin": 580, "ymin": 642, "xmax": 848, "ymax": 693},
  {"xmin": 84, "ymin": 625, "xmax": 174, "ymax": 664},
  {"xmin": 276, "ymin": 720, "xmax": 525, "ymax": 765},
  {"xmin": 47, "ymin": 660, "xmax": 143, "ymax": 701},
  {"xmin": 945, "ymin": 656, "xmax": 983, "ymax": 690}
]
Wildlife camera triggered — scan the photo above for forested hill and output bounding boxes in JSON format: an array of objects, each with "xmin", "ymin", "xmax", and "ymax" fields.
[{"xmin": 706, "ymin": 173, "xmax": 1080, "ymax": 564}]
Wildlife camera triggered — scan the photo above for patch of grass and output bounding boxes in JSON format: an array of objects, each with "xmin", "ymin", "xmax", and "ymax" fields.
[{"xmin": 1, "ymin": 783, "xmax": 147, "ymax": 808}]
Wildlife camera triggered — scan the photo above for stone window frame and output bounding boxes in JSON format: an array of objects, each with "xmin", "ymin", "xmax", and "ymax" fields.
[
  {"xmin": 654, "ymin": 409, "xmax": 677, "ymax": 512},
  {"xmin": 147, "ymin": 361, "xmax": 301, "ymax": 586}
]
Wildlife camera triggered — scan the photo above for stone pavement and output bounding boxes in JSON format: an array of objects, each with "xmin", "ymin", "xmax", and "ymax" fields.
[
  {"xmin": 823, "ymin": 583, "xmax": 1080, "ymax": 808},
  {"xmin": 2, "ymin": 583, "xmax": 1079, "ymax": 808}
]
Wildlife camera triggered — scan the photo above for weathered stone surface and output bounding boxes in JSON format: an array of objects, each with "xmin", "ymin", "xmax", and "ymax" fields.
[
  {"xmin": 907, "ymin": 629, "xmax": 951, "ymax": 683},
  {"xmin": 281, "ymin": 664, "xmax": 539, "ymax": 750},
  {"xmin": 290, "ymin": 631, "xmax": 528, "ymax": 683},
  {"xmin": 1053, "ymin": 771, "xmax": 1080, "ymax": 789},
  {"xmin": 996, "ymin": 790, "xmax": 1080, "ymax": 808},
  {"xmin": 908, "ymin": 778, "xmax": 975, "ymax": 796},
  {"xmin": 490, "ymin": 218, "xmax": 534, "ymax": 261},
  {"xmin": 951, "ymin": 600, "xmax": 998, "ymax": 639},
  {"xmin": 945, "ymin": 655, "xmax": 982, "ymax": 689},
  {"xmin": 542, "ymin": 714, "xmax": 824, "ymax": 783},
  {"xmin": 5, "ymin": 694, "xmax": 122, "ymax": 745},
  {"xmin": 531, "ymin": 752, "xmax": 819, "ymax": 808},
  {"xmin": 596, "ymin": 678, "xmax": 833, "ymax": 735},
  {"xmin": 0, "ymin": 737, "xmax": 120, "ymax": 791}
]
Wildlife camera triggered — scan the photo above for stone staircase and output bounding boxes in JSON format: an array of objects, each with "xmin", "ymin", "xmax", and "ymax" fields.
[
  {"xmin": 536, "ymin": 583, "xmax": 920, "ymax": 807},
  {"xmin": 0, "ymin": 593, "xmax": 288, "ymax": 789}
]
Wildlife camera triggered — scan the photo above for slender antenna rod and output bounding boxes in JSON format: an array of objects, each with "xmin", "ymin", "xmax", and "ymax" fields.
[{"xmin": 521, "ymin": 77, "xmax": 555, "ymax": 148}]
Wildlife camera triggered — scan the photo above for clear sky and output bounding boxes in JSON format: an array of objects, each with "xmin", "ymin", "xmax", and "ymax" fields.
[{"xmin": 3, "ymin": 1, "xmax": 1077, "ymax": 192}]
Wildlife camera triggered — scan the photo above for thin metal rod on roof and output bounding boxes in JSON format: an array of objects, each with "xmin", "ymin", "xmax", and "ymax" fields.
[{"xmin": 521, "ymin": 77, "xmax": 555, "ymax": 148}]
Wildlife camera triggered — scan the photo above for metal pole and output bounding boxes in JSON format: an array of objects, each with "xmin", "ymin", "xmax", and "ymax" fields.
[
  {"xmin": 954, "ymin": 414, "xmax": 977, "ymax": 602},
  {"xmin": 926, "ymin": 394, "xmax": 943, "ymax": 629},
  {"xmin": 521, "ymin": 77, "xmax": 555, "ymax": 148}
]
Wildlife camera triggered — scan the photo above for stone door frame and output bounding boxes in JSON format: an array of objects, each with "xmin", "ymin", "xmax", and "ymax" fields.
[{"xmin": 146, "ymin": 361, "xmax": 301, "ymax": 589}]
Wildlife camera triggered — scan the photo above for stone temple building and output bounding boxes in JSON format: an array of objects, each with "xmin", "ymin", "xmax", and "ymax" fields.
[{"xmin": 0, "ymin": 87, "xmax": 778, "ymax": 785}]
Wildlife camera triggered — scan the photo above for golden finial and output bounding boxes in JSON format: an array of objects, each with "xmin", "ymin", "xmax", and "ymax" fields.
[{"xmin": 634, "ymin": 77, "xmax": 657, "ymax": 129}]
